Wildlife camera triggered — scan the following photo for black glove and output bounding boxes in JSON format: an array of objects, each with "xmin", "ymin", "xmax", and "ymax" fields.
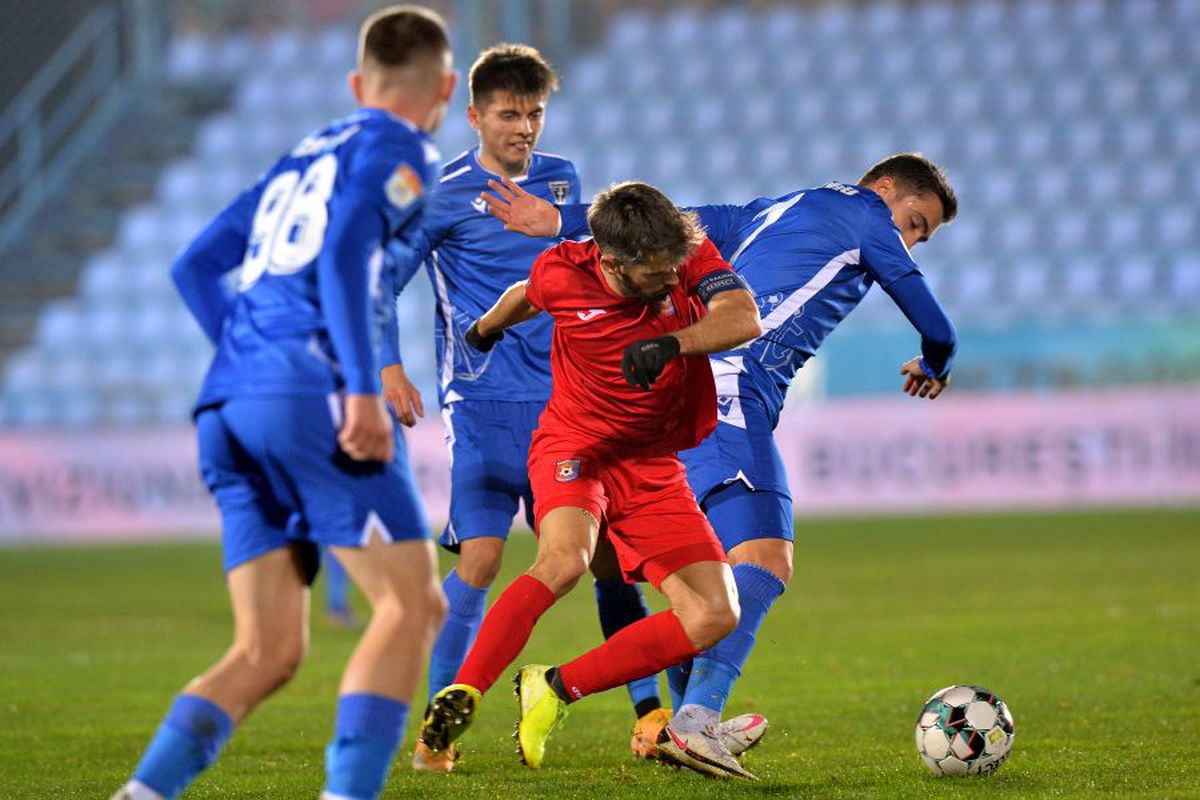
[
  {"xmin": 621, "ymin": 335, "xmax": 681, "ymax": 390},
  {"xmin": 465, "ymin": 320, "xmax": 504, "ymax": 352}
]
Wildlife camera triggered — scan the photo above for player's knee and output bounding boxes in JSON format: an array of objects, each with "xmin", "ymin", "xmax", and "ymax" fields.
[
  {"xmin": 235, "ymin": 634, "xmax": 305, "ymax": 687},
  {"xmin": 528, "ymin": 551, "xmax": 588, "ymax": 597},
  {"xmin": 729, "ymin": 542, "xmax": 794, "ymax": 585},
  {"xmin": 457, "ymin": 549, "xmax": 503, "ymax": 587},
  {"xmin": 678, "ymin": 595, "xmax": 740, "ymax": 651}
]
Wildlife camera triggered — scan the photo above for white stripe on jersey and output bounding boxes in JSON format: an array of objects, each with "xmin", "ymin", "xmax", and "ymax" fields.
[
  {"xmin": 728, "ymin": 192, "xmax": 806, "ymax": 267},
  {"xmin": 430, "ymin": 251, "xmax": 455, "ymax": 393},
  {"xmin": 440, "ymin": 164, "xmax": 472, "ymax": 183},
  {"xmin": 759, "ymin": 248, "xmax": 861, "ymax": 333},
  {"xmin": 711, "ymin": 355, "xmax": 748, "ymax": 429}
]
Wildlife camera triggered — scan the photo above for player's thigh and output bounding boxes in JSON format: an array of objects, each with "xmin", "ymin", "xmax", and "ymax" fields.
[
  {"xmin": 331, "ymin": 536, "xmax": 442, "ymax": 618},
  {"xmin": 196, "ymin": 406, "xmax": 303, "ymax": 578},
  {"xmin": 439, "ymin": 400, "xmax": 540, "ymax": 550},
  {"xmin": 528, "ymin": 505, "xmax": 601, "ymax": 597},
  {"xmin": 226, "ymin": 545, "xmax": 310, "ymax": 659}
]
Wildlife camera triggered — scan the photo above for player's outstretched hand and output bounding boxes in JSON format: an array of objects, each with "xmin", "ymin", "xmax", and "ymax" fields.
[
  {"xmin": 622, "ymin": 336, "xmax": 681, "ymax": 390},
  {"xmin": 339, "ymin": 394, "xmax": 395, "ymax": 462},
  {"xmin": 480, "ymin": 177, "xmax": 560, "ymax": 237},
  {"xmin": 899, "ymin": 356, "xmax": 948, "ymax": 399},
  {"xmin": 465, "ymin": 319, "xmax": 505, "ymax": 352},
  {"xmin": 381, "ymin": 363, "xmax": 424, "ymax": 427}
]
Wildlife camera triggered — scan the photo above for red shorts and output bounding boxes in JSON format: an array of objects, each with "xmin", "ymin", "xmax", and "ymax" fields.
[{"xmin": 529, "ymin": 445, "xmax": 727, "ymax": 588}]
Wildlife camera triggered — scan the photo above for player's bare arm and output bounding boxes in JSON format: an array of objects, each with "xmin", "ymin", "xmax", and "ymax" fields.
[
  {"xmin": 674, "ymin": 288, "xmax": 761, "ymax": 356},
  {"xmin": 481, "ymin": 176, "xmax": 560, "ymax": 236},
  {"xmin": 380, "ymin": 362, "xmax": 425, "ymax": 426},
  {"xmin": 466, "ymin": 279, "xmax": 542, "ymax": 351}
]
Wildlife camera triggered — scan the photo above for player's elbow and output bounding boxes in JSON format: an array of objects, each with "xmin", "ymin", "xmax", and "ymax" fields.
[{"xmin": 728, "ymin": 304, "xmax": 763, "ymax": 348}]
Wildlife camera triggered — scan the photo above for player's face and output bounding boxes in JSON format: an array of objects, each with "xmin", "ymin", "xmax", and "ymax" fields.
[
  {"xmin": 608, "ymin": 255, "xmax": 682, "ymax": 302},
  {"xmin": 884, "ymin": 189, "xmax": 946, "ymax": 250},
  {"xmin": 469, "ymin": 91, "xmax": 547, "ymax": 176}
]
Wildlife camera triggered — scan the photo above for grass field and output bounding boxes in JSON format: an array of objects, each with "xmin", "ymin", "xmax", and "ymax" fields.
[{"xmin": 1, "ymin": 508, "xmax": 1197, "ymax": 799}]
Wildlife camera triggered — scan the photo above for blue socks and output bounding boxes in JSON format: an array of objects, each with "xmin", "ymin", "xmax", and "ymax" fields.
[
  {"xmin": 667, "ymin": 660, "xmax": 692, "ymax": 711},
  {"xmin": 594, "ymin": 577, "xmax": 662, "ymax": 715},
  {"xmin": 324, "ymin": 693, "xmax": 408, "ymax": 800},
  {"xmin": 427, "ymin": 569, "xmax": 488, "ymax": 701},
  {"xmin": 681, "ymin": 563, "xmax": 785, "ymax": 715},
  {"xmin": 132, "ymin": 694, "xmax": 234, "ymax": 799}
]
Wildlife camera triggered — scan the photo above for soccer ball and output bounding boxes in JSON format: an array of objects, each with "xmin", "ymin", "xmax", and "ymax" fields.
[{"xmin": 914, "ymin": 684, "xmax": 1014, "ymax": 776}]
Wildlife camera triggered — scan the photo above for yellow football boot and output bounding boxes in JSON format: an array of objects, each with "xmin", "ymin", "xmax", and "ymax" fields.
[{"xmin": 513, "ymin": 665, "xmax": 568, "ymax": 768}]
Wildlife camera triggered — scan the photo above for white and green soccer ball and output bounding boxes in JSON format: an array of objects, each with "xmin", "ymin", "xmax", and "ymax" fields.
[{"xmin": 914, "ymin": 684, "xmax": 1015, "ymax": 776}]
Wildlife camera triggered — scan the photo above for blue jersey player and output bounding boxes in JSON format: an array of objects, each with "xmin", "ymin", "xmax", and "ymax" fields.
[
  {"xmin": 480, "ymin": 153, "xmax": 959, "ymax": 777},
  {"xmin": 111, "ymin": 8, "xmax": 456, "ymax": 800},
  {"xmin": 379, "ymin": 45, "xmax": 666, "ymax": 771}
]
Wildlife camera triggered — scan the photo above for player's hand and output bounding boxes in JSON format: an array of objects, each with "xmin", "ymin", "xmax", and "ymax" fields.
[
  {"xmin": 480, "ymin": 177, "xmax": 560, "ymax": 237},
  {"xmin": 380, "ymin": 363, "xmax": 424, "ymax": 427},
  {"xmin": 465, "ymin": 319, "xmax": 504, "ymax": 352},
  {"xmin": 339, "ymin": 394, "xmax": 395, "ymax": 462},
  {"xmin": 622, "ymin": 336, "xmax": 681, "ymax": 390},
  {"xmin": 900, "ymin": 356, "xmax": 948, "ymax": 399}
]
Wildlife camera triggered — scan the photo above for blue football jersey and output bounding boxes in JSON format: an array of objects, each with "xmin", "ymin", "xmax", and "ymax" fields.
[
  {"xmin": 173, "ymin": 109, "xmax": 441, "ymax": 410},
  {"xmin": 692, "ymin": 183, "xmax": 930, "ymax": 427},
  {"xmin": 388, "ymin": 147, "xmax": 580, "ymax": 405}
]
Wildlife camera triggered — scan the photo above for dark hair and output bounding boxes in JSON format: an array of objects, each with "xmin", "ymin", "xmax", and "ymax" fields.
[
  {"xmin": 358, "ymin": 5, "xmax": 450, "ymax": 70},
  {"xmin": 469, "ymin": 44, "xmax": 559, "ymax": 108},
  {"xmin": 859, "ymin": 153, "xmax": 958, "ymax": 223},
  {"xmin": 588, "ymin": 182, "xmax": 705, "ymax": 266}
]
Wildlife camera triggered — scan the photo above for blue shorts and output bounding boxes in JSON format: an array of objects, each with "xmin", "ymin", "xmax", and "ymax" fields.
[
  {"xmin": 438, "ymin": 399, "xmax": 544, "ymax": 552},
  {"xmin": 197, "ymin": 395, "xmax": 430, "ymax": 580},
  {"xmin": 680, "ymin": 396, "xmax": 793, "ymax": 551}
]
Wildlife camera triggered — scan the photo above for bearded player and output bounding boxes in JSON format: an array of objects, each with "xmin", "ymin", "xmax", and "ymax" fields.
[
  {"xmin": 381, "ymin": 45, "xmax": 666, "ymax": 771},
  {"xmin": 416, "ymin": 181, "xmax": 764, "ymax": 777},
  {"xmin": 480, "ymin": 153, "xmax": 959, "ymax": 774}
]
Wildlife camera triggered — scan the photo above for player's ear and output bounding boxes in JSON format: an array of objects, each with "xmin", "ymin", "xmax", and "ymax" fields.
[
  {"xmin": 871, "ymin": 175, "xmax": 895, "ymax": 201},
  {"xmin": 440, "ymin": 69, "xmax": 458, "ymax": 104},
  {"xmin": 466, "ymin": 102, "xmax": 482, "ymax": 131},
  {"xmin": 348, "ymin": 70, "xmax": 364, "ymax": 105}
]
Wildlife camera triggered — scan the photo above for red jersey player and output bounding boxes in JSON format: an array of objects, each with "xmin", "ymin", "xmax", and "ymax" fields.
[{"xmin": 416, "ymin": 181, "xmax": 763, "ymax": 777}]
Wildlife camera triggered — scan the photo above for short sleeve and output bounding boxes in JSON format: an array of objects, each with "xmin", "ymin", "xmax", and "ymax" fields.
[
  {"xmin": 860, "ymin": 201, "xmax": 922, "ymax": 288},
  {"xmin": 525, "ymin": 249, "xmax": 552, "ymax": 310},
  {"xmin": 683, "ymin": 238, "xmax": 736, "ymax": 293}
]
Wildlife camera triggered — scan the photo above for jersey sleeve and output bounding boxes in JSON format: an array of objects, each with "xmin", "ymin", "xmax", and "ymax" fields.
[
  {"xmin": 557, "ymin": 203, "xmax": 590, "ymax": 239},
  {"xmin": 170, "ymin": 179, "xmax": 263, "ymax": 344},
  {"xmin": 525, "ymin": 249, "xmax": 552, "ymax": 310},
  {"xmin": 881, "ymin": 272, "xmax": 958, "ymax": 379},
  {"xmin": 685, "ymin": 204, "xmax": 745, "ymax": 252},
  {"xmin": 860, "ymin": 202, "xmax": 922, "ymax": 288},
  {"xmin": 318, "ymin": 137, "xmax": 430, "ymax": 394},
  {"xmin": 685, "ymin": 238, "xmax": 753, "ymax": 305}
]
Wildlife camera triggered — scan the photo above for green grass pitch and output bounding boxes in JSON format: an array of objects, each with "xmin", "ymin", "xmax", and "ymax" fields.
[{"xmin": 1, "ymin": 508, "xmax": 1197, "ymax": 799}]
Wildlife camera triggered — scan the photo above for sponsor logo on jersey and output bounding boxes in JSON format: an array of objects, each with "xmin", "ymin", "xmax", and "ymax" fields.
[
  {"xmin": 471, "ymin": 195, "xmax": 488, "ymax": 214},
  {"xmin": 386, "ymin": 163, "xmax": 423, "ymax": 209},
  {"xmin": 555, "ymin": 459, "xmax": 581, "ymax": 482},
  {"xmin": 548, "ymin": 180, "xmax": 571, "ymax": 204},
  {"xmin": 576, "ymin": 308, "xmax": 606, "ymax": 321}
]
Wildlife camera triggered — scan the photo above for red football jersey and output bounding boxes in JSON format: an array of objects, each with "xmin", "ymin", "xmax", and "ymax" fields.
[{"xmin": 525, "ymin": 237, "xmax": 733, "ymax": 458}]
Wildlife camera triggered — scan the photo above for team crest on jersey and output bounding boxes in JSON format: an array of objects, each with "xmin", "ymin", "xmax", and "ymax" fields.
[
  {"xmin": 385, "ymin": 163, "xmax": 423, "ymax": 209},
  {"xmin": 555, "ymin": 459, "xmax": 581, "ymax": 482},
  {"xmin": 548, "ymin": 180, "xmax": 571, "ymax": 204},
  {"xmin": 657, "ymin": 296, "xmax": 677, "ymax": 317}
]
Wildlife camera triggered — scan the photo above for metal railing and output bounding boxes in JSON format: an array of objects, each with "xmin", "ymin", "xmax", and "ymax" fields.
[{"xmin": 0, "ymin": 0, "xmax": 164, "ymax": 249}]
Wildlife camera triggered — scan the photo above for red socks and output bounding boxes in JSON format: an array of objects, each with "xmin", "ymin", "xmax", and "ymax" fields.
[
  {"xmin": 557, "ymin": 610, "xmax": 697, "ymax": 701},
  {"xmin": 455, "ymin": 574, "xmax": 556, "ymax": 694}
]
